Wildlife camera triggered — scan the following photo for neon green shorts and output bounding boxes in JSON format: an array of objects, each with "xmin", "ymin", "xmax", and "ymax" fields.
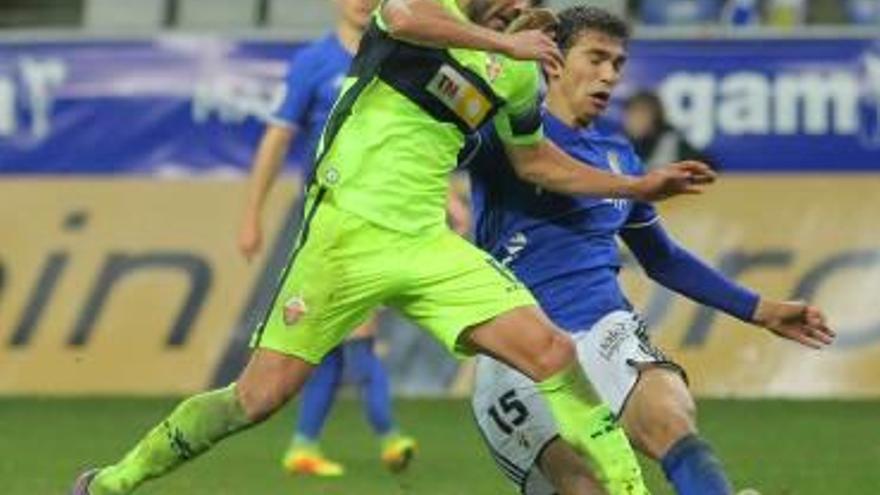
[{"xmin": 251, "ymin": 188, "xmax": 536, "ymax": 364}]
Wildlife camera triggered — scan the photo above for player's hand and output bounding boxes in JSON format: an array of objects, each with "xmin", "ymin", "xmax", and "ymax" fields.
[
  {"xmin": 631, "ymin": 161, "xmax": 717, "ymax": 202},
  {"xmin": 753, "ymin": 300, "xmax": 836, "ymax": 349},
  {"xmin": 237, "ymin": 213, "xmax": 263, "ymax": 262},
  {"xmin": 446, "ymin": 193, "xmax": 471, "ymax": 235},
  {"xmin": 500, "ymin": 30, "xmax": 563, "ymax": 69}
]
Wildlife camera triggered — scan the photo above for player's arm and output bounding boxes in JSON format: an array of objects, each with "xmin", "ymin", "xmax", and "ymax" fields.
[
  {"xmin": 506, "ymin": 140, "xmax": 716, "ymax": 202},
  {"xmin": 239, "ymin": 47, "xmax": 317, "ymax": 260},
  {"xmin": 239, "ymin": 125, "xmax": 296, "ymax": 261},
  {"xmin": 620, "ymin": 220, "xmax": 835, "ymax": 348},
  {"xmin": 380, "ymin": 0, "xmax": 562, "ymax": 66}
]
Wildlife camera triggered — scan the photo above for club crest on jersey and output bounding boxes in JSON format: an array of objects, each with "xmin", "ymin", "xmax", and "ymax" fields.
[
  {"xmin": 604, "ymin": 151, "xmax": 629, "ymax": 210},
  {"xmin": 486, "ymin": 54, "xmax": 504, "ymax": 83},
  {"xmin": 606, "ymin": 151, "xmax": 623, "ymax": 175},
  {"xmin": 283, "ymin": 296, "xmax": 308, "ymax": 326},
  {"xmin": 426, "ymin": 64, "xmax": 493, "ymax": 129}
]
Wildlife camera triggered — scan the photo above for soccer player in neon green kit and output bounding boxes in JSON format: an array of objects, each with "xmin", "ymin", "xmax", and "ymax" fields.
[{"xmin": 72, "ymin": 1, "xmax": 715, "ymax": 493}]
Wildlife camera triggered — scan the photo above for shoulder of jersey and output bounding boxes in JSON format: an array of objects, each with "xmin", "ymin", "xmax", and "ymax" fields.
[
  {"xmin": 589, "ymin": 119, "xmax": 636, "ymax": 150},
  {"xmin": 586, "ymin": 119, "xmax": 644, "ymax": 171},
  {"xmin": 295, "ymin": 34, "xmax": 340, "ymax": 61}
]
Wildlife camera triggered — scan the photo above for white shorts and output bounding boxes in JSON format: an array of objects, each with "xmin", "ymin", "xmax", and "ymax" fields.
[{"xmin": 470, "ymin": 310, "xmax": 685, "ymax": 495}]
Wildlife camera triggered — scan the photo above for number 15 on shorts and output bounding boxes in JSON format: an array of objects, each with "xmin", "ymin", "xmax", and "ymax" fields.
[{"xmin": 488, "ymin": 389, "xmax": 530, "ymax": 435}]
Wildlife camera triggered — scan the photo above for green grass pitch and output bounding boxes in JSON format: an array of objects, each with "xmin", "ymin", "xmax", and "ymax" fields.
[{"xmin": 2, "ymin": 398, "xmax": 878, "ymax": 494}]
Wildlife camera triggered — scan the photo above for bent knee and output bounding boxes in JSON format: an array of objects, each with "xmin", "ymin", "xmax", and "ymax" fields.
[
  {"xmin": 237, "ymin": 371, "xmax": 303, "ymax": 422},
  {"xmin": 236, "ymin": 383, "xmax": 288, "ymax": 422},
  {"xmin": 236, "ymin": 350, "xmax": 313, "ymax": 422},
  {"xmin": 627, "ymin": 403, "xmax": 696, "ymax": 459}
]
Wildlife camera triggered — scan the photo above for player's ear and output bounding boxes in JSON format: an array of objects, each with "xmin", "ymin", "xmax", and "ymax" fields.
[{"xmin": 542, "ymin": 57, "xmax": 564, "ymax": 80}]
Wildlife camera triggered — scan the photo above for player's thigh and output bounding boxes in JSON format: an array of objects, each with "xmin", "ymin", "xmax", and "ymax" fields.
[
  {"xmin": 467, "ymin": 305, "xmax": 578, "ymax": 381},
  {"xmin": 574, "ymin": 310, "xmax": 688, "ymax": 417},
  {"xmin": 253, "ymin": 194, "xmax": 386, "ymax": 365},
  {"xmin": 389, "ymin": 231, "xmax": 537, "ymax": 358},
  {"xmin": 471, "ymin": 355, "xmax": 558, "ymax": 494},
  {"xmin": 619, "ymin": 367, "xmax": 696, "ymax": 459}
]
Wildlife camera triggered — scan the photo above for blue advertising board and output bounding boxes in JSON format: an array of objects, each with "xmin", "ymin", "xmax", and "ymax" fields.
[
  {"xmin": 623, "ymin": 38, "xmax": 880, "ymax": 171},
  {"xmin": 0, "ymin": 36, "xmax": 878, "ymax": 174}
]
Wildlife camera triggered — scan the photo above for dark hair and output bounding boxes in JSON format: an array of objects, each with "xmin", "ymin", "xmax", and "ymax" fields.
[
  {"xmin": 624, "ymin": 90, "xmax": 667, "ymax": 129},
  {"xmin": 529, "ymin": 0, "xmax": 546, "ymax": 6},
  {"xmin": 556, "ymin": 6, "xmax": 630, "ymax": 54}
]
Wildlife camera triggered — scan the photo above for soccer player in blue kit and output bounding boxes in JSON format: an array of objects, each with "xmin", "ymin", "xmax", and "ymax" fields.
[
  {"xmin": 237, "ymin": 0, "xmax": 416, "ymax": 476},
  {"xmin": 467, "ymin": 6, "xmax": 837, "ymax": 495}
]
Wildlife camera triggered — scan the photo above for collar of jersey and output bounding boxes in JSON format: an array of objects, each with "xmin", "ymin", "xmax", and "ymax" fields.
[{"xmin": 542, "ymin": 107, "xmax": 597, "ymax": 147}]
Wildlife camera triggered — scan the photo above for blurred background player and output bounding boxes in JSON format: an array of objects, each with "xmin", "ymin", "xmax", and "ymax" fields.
[
  {"xmin": 237, "ymin": 0, "xmax": 417, "ymax": 477},
  {"xmin": 621, "ymin": 90, "xmax": 716, "ymax": 171},
  {"xmin": 465, "ymin": 6, "xmax": 835, "ymax": 495}
]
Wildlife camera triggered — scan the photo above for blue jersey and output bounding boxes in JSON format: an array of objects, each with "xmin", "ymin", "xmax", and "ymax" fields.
[
  {"xmin": 467, "ymin": 111, "xmax": 659, "ymax": 332},
  {"xmin": 270, "ymin": 33, "xmax": 352, "ymax": 173}
]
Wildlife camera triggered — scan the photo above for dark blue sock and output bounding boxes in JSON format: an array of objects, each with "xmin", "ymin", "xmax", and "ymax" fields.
[
  {"xmin": 661, "ymin": 434, "xmax": 734, "ymax": 495},
  {"xmin": 345, "ymin": 338, "xmax": 395, "ymax": 436},
  {"xmin": 295, "ymin": 346, "xmax": 343, "ymax": 441}
]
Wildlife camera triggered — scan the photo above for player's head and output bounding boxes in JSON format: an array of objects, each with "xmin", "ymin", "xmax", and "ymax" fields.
[
  {"xmin": 334, "ymin": 0, "xmax": 379, "ymax": 31},
  {"xmin": 545, "ymin": 6, "xmax": 630, "ymax": 126},
  {"xmin": 466, "ymin": 0, "xmax": 541, "ymax": 31},
  {"xmin": 623, "ymin": 90, "xmax": 667, "ymax": 140}
]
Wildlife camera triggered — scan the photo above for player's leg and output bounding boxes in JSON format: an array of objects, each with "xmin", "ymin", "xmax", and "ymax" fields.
[
  {"xmin": 574, "ymin": 310, "xmax": 733, "ymax": 495},
  {"xmin": 74, "ymin": 188, "xmax": 384, "ymax": 495},
  {"xmin": 81, "ymin": 350, "xmax": 314, "ymax": 495},
  {"xmin": 537, "ymin": 439, "xmax": 606, "ymax": 495},
  {"xmin": 344, "ymin": 317, "xmax": 417, "ymax": 472},
  {"xmin": 283, "ymin": 345, "xmax": 345, "ymax": 476},
  {"xmin": 393, "ymin": 231, "xmax": 646, "ymax": 494},
  {"xmin": 470, "ymin": 354, "xmax": 605, "ymax": 495},
  {"xmin": 620, "ymin": 368, "xmax": 733, "ymax": 495},
  {"xmin": 464, "ymin": 308, "xmax": 646, "ymax": 494}
]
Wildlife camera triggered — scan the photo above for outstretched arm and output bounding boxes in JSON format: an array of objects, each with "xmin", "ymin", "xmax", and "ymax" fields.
[
  {"xmin": 381, "ymin": 0, "xmax": 562, "ymax": 66},
  {"xmin": 238, "ymin": 125, "xmax": 295, "ymax": 261},
  {"xmin": 621, "ymin": 220, "xmax": 835, "ymax": 348},
  {"xmin": 506, "ymin": 139, "xmax": 716, "ymax": 202}
]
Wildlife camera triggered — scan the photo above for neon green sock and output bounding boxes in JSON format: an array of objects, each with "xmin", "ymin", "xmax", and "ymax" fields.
[
  {"xmin": 91, "ymin": 384, "xmax": 251, "ymax": 495},
  {"xmin": 534, "ymin": 363, "xmax": 599, "ymax": 441},
  {"xmin": 536, "ymin": 364, "xmax": 649, "ymax": 495}
]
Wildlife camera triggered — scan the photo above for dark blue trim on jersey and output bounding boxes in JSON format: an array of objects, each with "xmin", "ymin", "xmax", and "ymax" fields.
[
  {"xmin": 620, "ymin": 220, "xmax": 760, "ymax": 322},
  {"xmin": 492, "ymin": 449, "xmax": 527, "ymax": 485},
  {"xmin": 250, "ymin": 186, "xmax": 326, "ymax": 347}
]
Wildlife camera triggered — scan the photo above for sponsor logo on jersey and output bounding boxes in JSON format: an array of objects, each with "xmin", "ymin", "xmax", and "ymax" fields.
[{"xmin": 426, "ymin": 64, "xmax": 493, "ymax": 129}]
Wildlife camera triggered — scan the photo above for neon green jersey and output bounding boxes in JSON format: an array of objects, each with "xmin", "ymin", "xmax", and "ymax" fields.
[{"xmin": 313, "ymin": 0, "xmax": 543, "ymax": 235}]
